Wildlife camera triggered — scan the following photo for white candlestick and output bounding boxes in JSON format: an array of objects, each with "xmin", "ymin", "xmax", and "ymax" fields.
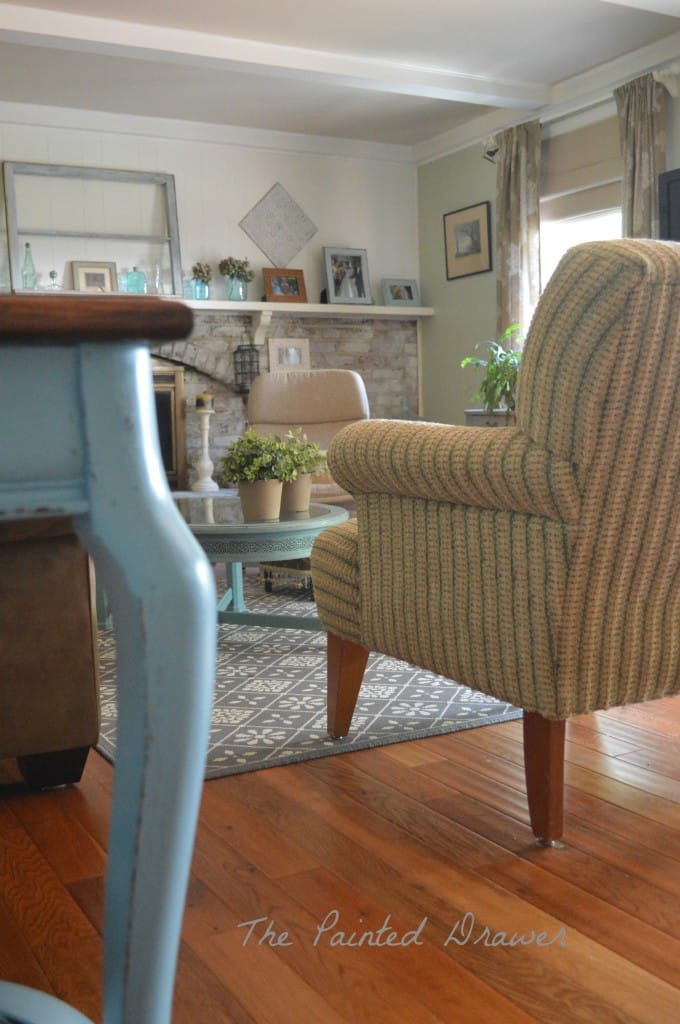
[{"xmin": 192, "ymin": 407, "xmax": 219, "ymax": 492}]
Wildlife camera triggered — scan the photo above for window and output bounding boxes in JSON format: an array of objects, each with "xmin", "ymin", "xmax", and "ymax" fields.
[
  {"xmin": 2, "ymin": 161, "xmax": 183, "ymax": 294},
  {"xmin": 540, "ymin": 112, "xmax": 622, "ymax": 290},
  {"xmin": 540, "ymin": 207, "xmax": 622, "ymax": 288}
]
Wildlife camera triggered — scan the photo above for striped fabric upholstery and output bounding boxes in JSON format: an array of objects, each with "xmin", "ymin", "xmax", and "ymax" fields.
[
  {"xmin": 312, "ymin": 519, "xmax": 363, "ymax": 643},
  {"xmin": 310, "ymin": 240, "xmax": 680, "ymax": 718}
]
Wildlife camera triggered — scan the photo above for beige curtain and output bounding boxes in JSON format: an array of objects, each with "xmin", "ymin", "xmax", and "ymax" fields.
[
  {"xmin": 614, "ymin": 73, "xmax": 668, "ymax": 238},
  {"xmin": 495, "ymin": 120, "xmax": 541, "ymax": 339}
]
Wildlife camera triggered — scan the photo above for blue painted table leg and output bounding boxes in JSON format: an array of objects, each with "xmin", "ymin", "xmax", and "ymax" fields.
[
  {"xmin": 0, "ymin": 982, "xmax": 93, "ymax": 1023},
  {"xmin": 217, "ymin": 582, "xmax": 234, "ymax": 613},
  {"xmin": 227, "ymin": 560, "xmax": 246, "ymax": 612},
  {"xmin": 75, "ymin": 343, "xmax": 216, "ymax": 1024}
]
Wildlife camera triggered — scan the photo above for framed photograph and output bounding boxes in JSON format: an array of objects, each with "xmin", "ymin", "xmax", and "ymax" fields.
[
  {"xmin": 323, "ymin": 246, "xmax": 371, "ymax": 305},
  {"xmin": 71, "ymin": 260, "xmax": 118, "ymax": 292},
  {"xmin": 263, "ymin": 267, "xmax": 307, "ymax": 303},
  {"xmin": 382, "ymin": 278, "xmax": 420, "ymax": 305},
  {"xmin": 443, "ymin": 201, "xmax": 492, "ymax": 280},
  {"xmin": 268, "ymin": 337, "xmax": 311, "ymax": 372}
]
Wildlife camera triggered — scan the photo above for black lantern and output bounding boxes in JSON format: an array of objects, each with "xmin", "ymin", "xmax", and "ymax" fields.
[{"xmin": 233, "ymin": 341, "xmax": 260, "ymax": 395}]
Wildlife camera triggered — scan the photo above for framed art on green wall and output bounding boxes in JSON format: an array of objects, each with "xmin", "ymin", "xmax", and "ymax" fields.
[{"xmin": 443, "ymin": 200, "xmax": 492, "ymax": 280}]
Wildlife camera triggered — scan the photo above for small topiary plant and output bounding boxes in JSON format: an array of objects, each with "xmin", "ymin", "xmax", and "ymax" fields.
[
  {"xmin": 282, "ymin": 429, "xmax": 327, "ymax": 476},
  {"xmin": 219, "ymin": 429, "xmax": 296, "ymax": 484}
]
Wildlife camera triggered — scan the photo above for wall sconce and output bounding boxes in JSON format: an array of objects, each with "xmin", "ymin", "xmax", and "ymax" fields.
[
  {"xmin": 482, "ymin": 136, "xmax": 499, "ymax": 163},
  {"xmin": 233, "ymin": 340, "xmax": 260, "ymax": 395}
]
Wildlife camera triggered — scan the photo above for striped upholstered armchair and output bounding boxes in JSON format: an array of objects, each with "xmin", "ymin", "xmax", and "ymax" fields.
[{"xmin": 310, "ymin": 239, "xmax": 680, "ymax": 845}]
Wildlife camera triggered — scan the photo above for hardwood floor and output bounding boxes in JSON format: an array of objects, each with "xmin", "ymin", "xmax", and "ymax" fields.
[{"xmin": 1, "ymin": 697, "xmax": 679, "ymax": 1023}]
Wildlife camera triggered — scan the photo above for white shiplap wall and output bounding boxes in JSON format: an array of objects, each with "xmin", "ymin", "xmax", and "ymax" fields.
[{"xmin": 0, "ymin": 103, "xmax": 419, "ymax": 300}]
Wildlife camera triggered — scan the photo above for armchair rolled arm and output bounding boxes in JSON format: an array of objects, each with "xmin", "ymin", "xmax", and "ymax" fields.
[{"xmin": 327, "ymin": 419, "xmax": 581, "ymax": 522}]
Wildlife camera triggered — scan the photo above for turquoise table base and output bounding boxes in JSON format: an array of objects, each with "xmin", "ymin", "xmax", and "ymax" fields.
[
  {"xmin": 174, "ymin": 493, "xmax": 349, "ymax": 630},
  {"xmin": 0, "ymin": 295, "xmax": 216, "ymax": 1024}
]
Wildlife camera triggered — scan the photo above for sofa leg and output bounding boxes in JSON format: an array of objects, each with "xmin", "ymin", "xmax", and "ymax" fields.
[
  {"xmin": 327, "ymin": 633, "xmax": 369, "ymax": 739},
  {"xmin": 17, "ymin": 745, "xmax": 90, "ymax": 790},
  {"xmin": 523, "ymin": 713, "xmax": 566, "ymax": 845}
]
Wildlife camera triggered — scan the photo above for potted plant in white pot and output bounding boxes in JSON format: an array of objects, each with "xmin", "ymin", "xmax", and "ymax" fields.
[
  {"xmin": 280, "ymin": 429, "xmax": 327, "ymax": 513},
  {"xmin": 461, "ymin": 323, "xmax": 523, "ymax": 425},
  {"xmin": 218, "ymin": 429, "xmax": 295, "ymax": 521}
]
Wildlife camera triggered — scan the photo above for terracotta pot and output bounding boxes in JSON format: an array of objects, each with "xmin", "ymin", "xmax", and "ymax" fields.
[
  {"xmin": 281, "ymin": 473, "xmax": 312, "ymax": 514},
  {"xmin": 237, "ymin": 479, "xmax": 282, "ymax": 522}
]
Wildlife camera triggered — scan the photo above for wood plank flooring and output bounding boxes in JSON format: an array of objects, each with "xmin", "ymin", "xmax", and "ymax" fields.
[{"xmin": 1, "ymin": 696, "xmax": 679, "ymax": 1023}]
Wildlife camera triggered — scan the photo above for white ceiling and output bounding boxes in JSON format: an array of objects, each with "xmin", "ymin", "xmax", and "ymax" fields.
[{"xmin": 0, "ymin": 0, "xmax": 678, "ymax": 150}]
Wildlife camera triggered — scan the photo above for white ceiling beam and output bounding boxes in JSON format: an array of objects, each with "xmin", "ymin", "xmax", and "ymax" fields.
[
  {"xmin": 414, "ymin": 29, "xmax": 680, "ymax": 164},
  {"xmin": 0, "ymin": 3, "xmax": 548, "ymax": 109}
]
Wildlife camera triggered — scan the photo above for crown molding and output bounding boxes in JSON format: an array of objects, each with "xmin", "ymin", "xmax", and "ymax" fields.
[{"xmin": 0, "ymin": 99, "xmax": 416, "ymax": 163}]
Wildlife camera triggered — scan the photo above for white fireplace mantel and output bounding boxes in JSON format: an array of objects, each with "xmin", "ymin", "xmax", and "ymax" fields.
[
  {"xmin": 181, "ymin": 299, "xmax": 433, "ymax": 317},
  {"xmin": 181, "ymin": 299, "xmax": 434, "ymax": 345}
]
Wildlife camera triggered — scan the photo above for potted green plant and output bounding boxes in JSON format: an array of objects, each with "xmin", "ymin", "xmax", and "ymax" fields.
[
  {"xmin": 191, "ymin": 261, "xmax": 212, "ymax": 301},
  {"xmin": 280, "ymin": 429, "xmax": 327, "ymax": 513},
  {"xmin": 219, "ymin": 257, "xmax": 255, "ymax": 301},
  {"xmin": 461, "ymin": 323, "xmax": 523, "ymax": 420},
  {"xmin": 218, "ymin": 428, "xmax": 295, "ymax": 521}
]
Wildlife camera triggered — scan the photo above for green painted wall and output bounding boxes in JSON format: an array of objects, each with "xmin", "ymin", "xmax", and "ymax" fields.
[
  {"xmin": 418, "ymin": 145, "xmax": 497, "ymax": 425},
  {"xmin": 418, "ymin": 93, "xmax": 680, "ymax": 426}
]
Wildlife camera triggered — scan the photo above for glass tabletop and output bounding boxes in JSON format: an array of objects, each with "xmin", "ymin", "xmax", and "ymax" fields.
[{"xmin": 172, "ymin": 490, "xmax": 348, "ymax": 532}]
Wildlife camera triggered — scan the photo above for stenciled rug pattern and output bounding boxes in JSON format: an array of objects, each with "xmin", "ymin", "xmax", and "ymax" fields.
[{"xmin": 96, "ymin": 575, "xmax": 522, "ymax": 778}]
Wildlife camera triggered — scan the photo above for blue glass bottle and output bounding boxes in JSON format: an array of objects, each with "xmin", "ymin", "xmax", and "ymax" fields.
[
  {"xmin": 21, "ymin": 243, "xmax": 37, "ymax": 289},
  {"xmin": 125, "ymin": 267, "xmax": 147, "ymax": 294}
]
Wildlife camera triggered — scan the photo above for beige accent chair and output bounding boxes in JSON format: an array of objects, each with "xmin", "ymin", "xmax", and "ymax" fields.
[
  {"xmin": 247, "ymin": 368, "xmax": 370, "ymax": 505},
  {"xmin": 310, "ymin": 239, "xmax": 680, "ymax": 845},
  {"xmin": 0, "ymin": 517, "xmax": 99, "ymax": 787}
]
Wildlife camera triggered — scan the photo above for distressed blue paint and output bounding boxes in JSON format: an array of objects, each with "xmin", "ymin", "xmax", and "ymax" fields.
[{"xmin": 0, "ymin": 340, "xmax": 216, "ymax": 1024}]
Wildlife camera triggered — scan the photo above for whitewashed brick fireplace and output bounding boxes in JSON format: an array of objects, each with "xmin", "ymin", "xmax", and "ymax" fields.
[{"xmin": 152, "ymin": 305, "xmax": 429, "ymax": 489}]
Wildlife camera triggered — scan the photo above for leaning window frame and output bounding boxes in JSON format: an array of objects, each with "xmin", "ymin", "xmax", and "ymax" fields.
[{"xmin": 2, "ymin": 161, "xmax": 183, "ymax": 295}]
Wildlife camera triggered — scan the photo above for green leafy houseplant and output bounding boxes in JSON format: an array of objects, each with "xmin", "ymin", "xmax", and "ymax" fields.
[
  {"xmin": 460, "ymin": 324, "xmax": 523, "ymax": 413},
  {"xmin": 219, "ymin": 429, "xmax": 296, "ymax": 484},
  {"xmin": 282, "ymin": 429, "xmax": 326, "ymax": 476},
  {"xmin": 218, "ymin": 257, "xmax": 255, "ymax": 282},
  {"xmin": 276, "ymin": 429, "xmax": 327, "ymax": 513},
  {"xmin": 191, "ymin": 261, "xmax": 212, "ymax": 284}
]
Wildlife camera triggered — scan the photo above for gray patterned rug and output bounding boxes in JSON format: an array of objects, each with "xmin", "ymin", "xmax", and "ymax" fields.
[{"xmin": 96, "ymin": 574, "xmax": 522, "ymax": 778}]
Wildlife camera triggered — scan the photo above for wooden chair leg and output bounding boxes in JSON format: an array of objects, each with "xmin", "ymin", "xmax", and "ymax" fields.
[
  {"xmin": 523, "ymin": 712, "xmax": 566, "ymax": 845},
  {"xmin": 327, "ymin": 632, "xmax": 369, "ymax": 739}
]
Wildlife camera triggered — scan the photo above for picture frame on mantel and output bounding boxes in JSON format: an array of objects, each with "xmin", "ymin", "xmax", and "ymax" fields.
[
  {"xmin": 323, "ymin": 246, "xmax": 372, "ymax": 305},
  {"xmin": 443, "ymin": 200, "xmax": 492, "ymax": 280},
  {"xmin": 71, "ymin": 260, "xmax": 118, "ymax": 292},
  {"xmin": 383, "ymin": 278, "xmax": 420, "ymax": 305},
  {"xmin": 263, "ymin": 267, "xmax": 307, "ymax": 303}
]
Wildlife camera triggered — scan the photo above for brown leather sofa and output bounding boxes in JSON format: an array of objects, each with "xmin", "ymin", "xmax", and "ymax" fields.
[{"xmin": 0, "ymin": 517, "xmax": 99, "ymax": 788}]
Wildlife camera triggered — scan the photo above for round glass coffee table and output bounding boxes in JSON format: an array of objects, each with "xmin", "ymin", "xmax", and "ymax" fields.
[{"xmin": 173, "ymin": 491, "xmax": 349, "ymax": 630}]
